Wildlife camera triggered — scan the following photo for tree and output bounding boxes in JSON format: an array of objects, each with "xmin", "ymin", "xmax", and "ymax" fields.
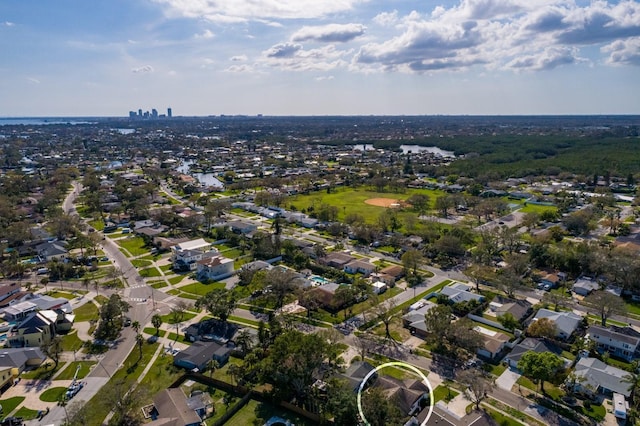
[
  {"xmin": 106, "ymin": 378, "xmax": 146, "ymax": 426},
  {"xmin": 41, "ymin": 335, "xmax": 64, "ymax": 370},
  {"xmin": 424, "ymin": 305, "xmax": 482, "ymax": 359},
  {"xmin": 435, "ymin": 195, "xmax": 455, "ymax": 218},
  {"xmin": 372, "ymin": 296, "xmax": 398, "ymax": 343},
  {"xmin": 325, "ymin": 379, "xmax": 359, "ymax": 425},
  {"xmin": 517, "ymin": 351, "xmax": 563, "ymax": 393},
  {"xmin": 64, "ymin": 400, "xmax": 90, "ymax": 426},
  {"xmin": 542, "ymin": 291, "xmax": 569, "ymax": 311},
  {"xmin": 195, "ymin": 288, "xmax": 237, "ymax": 331},
  {"xmin": 401, "ymin": 249, "xmax": 422, "ymax": 277},
  {"xmin": 407, "ymin": 194, "xmax": 430, "ymax": 216},
  {"xmin": 151, "ymin": 314, "xmax": 163, "ymax": 336},
  {"xmin": 94, "ymin": 294, "xmax": 130, "ymax": 341},
  {"xmin": 136, "ymin": 333, "xmax": 144, "ymax": 360},
  {"xmin": 623, "ymin": 368, "xmax": 640, "ymax": 414},
  {"xmin": 170, "ymin": 300, "xmax": 188, "ymax": 340},
  {"xmin": 527, "ymin": 317, "xmax": 557, "ymax": 339},
  {"xmin": 264, "ymin": 267, "xmax": 300, "ymax": 311},
  {"xmin": 583, "ymin": 291, "xmax": 626, "ymax": 326},
  {"xmin": 458, "ymin": 369, "xmax": 494, "ymax": 410},
  {"xmin": 497, "ymin": 312, "xmax": 520, "ymax": 331},
  {"xmin": 361, "ymin": 385, "xmax": 405, "ymax": 426},
  {"xmin": 234, "ymin": 329, "xmax": 254, "ymax": 356}
]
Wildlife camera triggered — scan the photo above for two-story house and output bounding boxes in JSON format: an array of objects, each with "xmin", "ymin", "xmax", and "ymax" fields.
[{"xmin": 587, "ymin": 325, "xmax": 640, "ymax": 362}]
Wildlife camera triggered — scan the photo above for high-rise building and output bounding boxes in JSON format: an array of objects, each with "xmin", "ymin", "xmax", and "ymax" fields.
[
  {"xmin": 167, "ymin": 107, "xmax": 172, "ymax": 118},
  {"xmin": 129, "ymin": 111, "xmax": 136, "ymax": 119},
  {"xmin": 152, "ymin": 109, "xmax": 158, "ymax": 118},
  {"xmin": 138, "ymin": 109, "xmax": 143, "ymax": 117}
]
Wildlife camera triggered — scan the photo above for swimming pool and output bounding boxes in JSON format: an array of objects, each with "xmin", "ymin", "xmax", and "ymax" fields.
[{"xmin": 310, "ymin": 275, "xmax": 330, "ymax": 286}]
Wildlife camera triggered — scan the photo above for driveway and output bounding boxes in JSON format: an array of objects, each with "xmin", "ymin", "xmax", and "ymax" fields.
[{"xmin": 496, "ymin": 367, "xmax": 521, "ymax": 391}]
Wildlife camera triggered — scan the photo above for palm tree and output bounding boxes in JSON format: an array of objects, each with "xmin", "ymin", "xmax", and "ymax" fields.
[
  {"xmin": 151, "ymin": 314, "xmax": 163, "ymax": 336},
  {"xmin": 234, "ymin": 329, "xmax": 253, "ymax": 356},
  {"xmin": 136, "ymin": 333, "xmax": 144, "ymax": 360},
  {"xmin": 208, "ymin": 359, "xmax": 220, "ymax": 378},
  {"xmin": 623, "ymin": 363, "xmax": 640, "ymax": 412},
  {"xmin": 227, "ymin": 364, "xmax": 241, "ymax": 385},
  {"xmin": 132, "ymin": 321, "xmax": 141, "ymax": 335}
]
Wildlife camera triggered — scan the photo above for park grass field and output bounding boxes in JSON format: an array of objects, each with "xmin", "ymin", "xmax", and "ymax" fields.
[{"xmin": 288, "ymin": 186, "xmax": 446, "ymax": 224}]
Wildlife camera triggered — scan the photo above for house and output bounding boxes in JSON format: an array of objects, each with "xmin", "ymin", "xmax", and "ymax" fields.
[
  {"xmin": 402, "ymin": 301, "xmax": 438, "ymax": 338},
  {"xmin": 173, "ymin": 250, "xmax": 217, "ymax": 272},
  {"xmin": 572, "ymin": 277, "xmax": 600, "ymax": 296},
  {"xmin": 184, "ymin": 318, "xmax": 239, "ymax": 344},
  {"xmin": 505, "ymin": 338, "xmax": 565, "ymax": 369},
  {"xmin": 0, "ymin": 347, "xmax": 46, "ymax": 383},
  {"xmin": 380, "ymin": 265, "xmax": 405, "ymax": 281},
  {"xmin": 374, "ymin": 375, "xmax": 430, "ymax": 417},
  {"xmin": 344, "ymin": 260, "xmax": 376, "ymax": 276},
  {"xmin": 36, "ymin": 241, "xmax": 68, "ymax": 261},
  {"xmin": 475, "ymin": 326, "xmax": 510, "ymax": 360},
  {"xmin": 226, "ymin": 220, "xmax": 257, "ymax": 234},
  {"xmin": 489, "ymin": 296, "xmax": 532, "ymax": 323},
  {"xmin": 8, "ymin": 310, "xmax": 57, "ymax": 348},
  {"xmin": 339, "ymin": 361, "xmax": 377, "ymax": 391},
  {"xmin": 196, "ymin": 255, "xmax": 234, "ymax": 281},
  {"xmin": 568, "ymin": 357, "xmax": 631, "ymax": 397},
  {"xmin": 152, "ymin": 388, "xmax": 203, "ymax": 426},
  {"xmin": 0, "ymin": 283, "xmax": 21, "ymax": 304},
  {"xmin": 0, "ymin": 367, "xmax": 13, "ymax": 393},
  {"xmin": 369, "ymin": 272, "xmax": 396, "ymax": 286},
  {"xmin": 173, "ymin": 341, "xmax": 232, "ymax": 371},
  {"xmin": 587, "ymin": 325, "xmax": 640, "ymax": 362},
  {"xmin": 2, "ymin": 296, "xmax": 73, "ymax": 322},
  {"xmin": 439, "ymin": 282, "xmax": 485, "ymax": 304},
  {"xmin": 371, "ymin": 281, "xmax": 387, "ymax": 295},
  {"xmin": 532, "ymin": 309, "xmax": 582, "ymax": 340},
  {"xmin": 309, "ymin": 283, "xmax": 342, "ymax": 309},
  {"xmin": 320, "ymin": 252, "xmax": 356, "ymax": 269}
]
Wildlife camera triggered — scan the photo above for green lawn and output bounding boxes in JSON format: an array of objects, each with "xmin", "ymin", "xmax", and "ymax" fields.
[
  {"xmin": 60, "ymin": 330, "xmax": 84, "ymax": 352},
  {"xmin": 161, "ymin": 312, "xmax": 197, "ymax": 324},
  {"xmin": 73, "ymin": 301, "xmax": 99, "ymax": 322},
  {"xmin": 150, "ymin": 281, "xmax": 169, "ymax": 289},
  {"xmin": 484, "ymin": 407, "xmax": 525, "ymax": 426},
  {"xmin": 44, "ymin": 291, "xmax": 76, "ymax": 300},
  {"xmin": 139, "ymin": 267, "xmax": 162, "ymax": 277},
  {"xmin": 169, "ymin": 274, "xmax": 189, "ymax": 285},
  {"xmin": 143, "ymin": 327, "xmax": 166, "ymax": 337},
  {"xmin": 55, "ymin": 361, "xmax": 96, "ymax": 380},
  {"xmin": 82, "ymin": 342, "xmax": 160, "ymax": 425},
  {"xmin": 288, "ymin": 186, "xmax": 447, "ymax": 225},
  {"xmin": 88, "ymin": 219, "xmax": 105, "ymax": 231},
  {"xmin": 225, "ymin": 399, "xmax": 316, "ymax": 426},
  {"xmin": 0, "ymin": 397, "xmax": 25, "ymax": 419},
  {"xmin": 21, "ymin": 362, "xmax": 66, "ymax": 380},
  {"xmin": 138, "ymin": 352, "xmax": 186, "ymax": 406},
  {"xmin": 160, "ymin": 264, "xmax": 173, "ymax": 272},
  {"xmin": 94, "ymin": 295, "xmax": 109, "ymax": 305},
  {"xmin": 178, "ymin": 281, "xmax": 225, "ymax": 296},
  {"xmin": 432, "ymin": 384, "xmax": 459, "ymax": 403},
  {"xmin": 12, "ymin": 406, "xmax": 39, "ymax": 421},
  {"xmin": 516, "ymin": 376, "xmax": 565, "ymax": 401},
  {"xmin": 131, "ymin": 259, "xmax": 153, "ymax": 268},
  {"xmin": 116, "ymin": 236, "xmax": 149, "ymax": 257},
  {"xmin": 39, "ymin": 387, "xmax": 67, "ymax": 402}
]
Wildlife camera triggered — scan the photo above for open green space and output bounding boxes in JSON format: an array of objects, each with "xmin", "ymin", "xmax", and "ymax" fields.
[
  {"xmin": 169, "ymin": 275, "xmax": 189, "ymax": 285},
  {"xmin": 139, "ymin": 267, "xmax": 162, "ymax": 278},
  {"xmin": 12, "ymin": 406, "xmax": 39, "ymax": 421},
  {"xmin": 160, "ymin": 264, "xmax": 173, "ymax": 272},
  {"xmin": 289, "ymin": 186, "xmax": 446, "ymax": 225},
  {"xmin": 39, "ymin": 387, "xmax": 67, "ymax": 402},
  {"xmin": 161, "ymin": 312, "xmax": 198, "ymax": 324},
  {"xmin": 60, "ymin": 330, "xmax": 84, "ymax": 352},
  {"xmin": 55, "ymin": 361, "xmax": 96, "ymax": 380},
  {"xmin": 21, "ymin": 362, "xmax": 66, "ymax": 380},
  {"xmin": 178, "ymin": 281, "xmax": 225, "ymax": 296},
  {"xmin": 484, "ymin": 406, "xmax": 525, "ymax": 426},
  {"xmin": 143, "ymin": 327, "xmax": 166, "ymax": 337},
  {"xmin": 432, "ymin": 384, "xmax": 459, "ymax": 403},
  {"xmin": 116, "ymin": 236, "xmax": 149, "ymax": 257},
  {"xmin": 131, "ymin": 259, "xmax": 153, "ymax": 268},
  {"xmin": 0, "ymin": 397, "xmax": 25, "ymax": 419},
  {"xmin": 73, "ymin": 301, "xmax": 99, "ymax": 322},
  {"xmin": 224, "ymin": 399, "xmax": 316, "ymax": 426},
  {"xmin": 150, "ymin": 281, "xmax": 169, "ymax": 289},
  {"xmin": 88, "ymin": 219, "xmax": 105, "ymax": 231},
  {"xmin": 44, "ymin": 291, "xmax": 76, "ymax": 300},
  {"xmin": 83, "ymin": 342, "xmax": 160, "ymax": 425},
  {"xmin": 138, "ymin": 351, "xmax": 185, "ymax": 406}
]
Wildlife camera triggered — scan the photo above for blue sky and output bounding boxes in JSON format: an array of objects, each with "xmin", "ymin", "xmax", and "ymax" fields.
[{"xmin": 1, "ymin": 0, "xmax": 639, "ymax": 116}]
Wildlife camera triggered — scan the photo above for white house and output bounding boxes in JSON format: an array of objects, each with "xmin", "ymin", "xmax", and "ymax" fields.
[
  {"xmin": 568, "ymin": 357, "xmax": 631, "ymax": 398},
  {"xmin": 171, "ymin": 239, "xmax": 217, "ymax": 271},
  {"xmin": 587, "ymin": 325, "xmax": 640, "ymax": 362},
  {"xmin": 196, "ymin": 256, "xmax": 235, "ymax": 281},
  {"xmin": 371, "ymin": 281, "xmax": 387, "ymax": 295},
  {"xmin": 439, "ymin": 282, "xmax": 485, "ymax": 304},
  {"xmin": 532, "ymin": 309, "xmax": 583, "ymax": 340}
]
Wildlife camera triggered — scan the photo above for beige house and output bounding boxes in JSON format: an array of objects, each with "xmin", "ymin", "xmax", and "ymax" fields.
[{"xmin": 8, "ymin": 310, "xmax": 74, "ymax": 348}]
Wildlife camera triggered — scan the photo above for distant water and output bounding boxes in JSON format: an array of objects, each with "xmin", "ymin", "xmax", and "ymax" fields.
[
  {"xmin": 0, "ymin": 118, "xmax": 95, "ymax": 126},
  {"xmin": 177, "ymin": 160, "xmax": 225, "ymax": 189}
]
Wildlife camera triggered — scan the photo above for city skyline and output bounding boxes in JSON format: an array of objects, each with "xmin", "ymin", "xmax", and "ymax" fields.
[{"xmin": 1, "ymin": 0, "xmax": 640, "ymax": 117}]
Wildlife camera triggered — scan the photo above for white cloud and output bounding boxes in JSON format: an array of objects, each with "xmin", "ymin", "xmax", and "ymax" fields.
[
  {"xmin": 131, "ymin": 65, "xmax": 154, "ymax": 73},
  {"xmin": 373, "ymin": 11, "xmax": 398, "ymax": 27},
  {"xmin": 225, "ymin": 64, "xmax": 256, "ymax": 73},
  {"xmin": 152, "ymin": 0, "xmax": 368, "ymax": 22},
  {"xmin": 2, "ymin": 21, "xmax": 15, "ymax": 27},
  {"xmin": 27, "ymin": 77, "xmax": 40, "ymax": 84},
  {"xmin": 506, "ymin": 47, "xmax": 583, "ymax": 71},
  {"xmin": 195, "ymin": 29, "xmax": 215, "ymax": 39},
  {"xmin": 261, "ymin": 43, "xmax": 350, "ymax": 71},
  {"xmin": 316, "ymin": 75, "xmax": 335, "ymax": 81},
  {"xmin": 602, "ymin": 37, "xmax": 640, "ymax": 66},
  {"xmin": 291, "ymin": 23, "xmax": 366, "ymax": 43},
  {"xmin": 230, "ymin": 55, "xmax": 248, "ymax": 62}
]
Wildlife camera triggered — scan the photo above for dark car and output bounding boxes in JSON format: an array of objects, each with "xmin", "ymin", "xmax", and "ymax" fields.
[{"xmin": 123, "ymin": 317, "xmax": 132, "ymax": 327}]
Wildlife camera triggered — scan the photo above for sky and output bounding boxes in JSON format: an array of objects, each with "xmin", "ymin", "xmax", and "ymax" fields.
[{"xmin": 1, "ymin": 0, "xmax": 640, "ymax": 116}]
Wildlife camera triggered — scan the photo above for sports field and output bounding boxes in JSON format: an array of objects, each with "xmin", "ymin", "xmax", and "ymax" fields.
[{"xmin": 288, "ymin": 186, "xmax": 446, "ymax": 224}]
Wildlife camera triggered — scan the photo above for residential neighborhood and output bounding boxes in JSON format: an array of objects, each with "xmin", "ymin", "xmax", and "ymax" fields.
[{"xmin": 0, "ymin": 115, "xmax": 640, "ymax": 425}]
